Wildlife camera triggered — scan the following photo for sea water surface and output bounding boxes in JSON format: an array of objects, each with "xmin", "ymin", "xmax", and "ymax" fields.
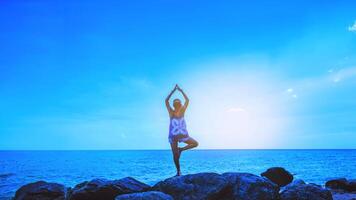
[{"xmin": 0, "ymin": 150, "xmax": 355, "ymax": 198}]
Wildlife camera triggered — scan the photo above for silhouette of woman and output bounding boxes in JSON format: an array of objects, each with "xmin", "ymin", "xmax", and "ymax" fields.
[{"xmin": 165, "ymin": 84, "xmax": 198, "ymax": 176}]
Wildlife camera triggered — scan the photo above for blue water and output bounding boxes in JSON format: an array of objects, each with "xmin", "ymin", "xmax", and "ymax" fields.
[{"xmin": 0, "ymin": 150, "xmax": 355, "ymax": 198}]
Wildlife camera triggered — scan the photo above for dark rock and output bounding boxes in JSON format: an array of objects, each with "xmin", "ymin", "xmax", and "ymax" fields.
[
  {"xmin": 261, "ymin": 167, "xmax": 293, "ymax": 187},
  {"xmin": 153, "ymin": 173, "xmax": 229, "ymax": 200},
  {"xmin": 325, "ymin": 178, "xmax": 348, "ymax": 191},
  {"xmin": 280, "ymin": 183, "xmax": 332, "ymax": 200},
  {"xmin": 115, "ymin": 191, "xmax": 173, "ymax": 200},
  {"xmin": 281, "ymin": 179, "xmax": 306, "ymax": 192},
  {"xmin": 331, "ymin": 191, "xmax": 356, "ymax": 200},
  {"xmin": 325, "ymin": 178, "xmax": 356, "ymax": 192},
  {"xmin": 222, "ymin": 172, "xmax": 279, "ymax": 200},
  {"xmin": 347, "ymin": 179, "xmax": 356, "ymax": 192},
  {"xmin": 68, "ymin": 177, "xmax": 150, "ymax": 200},
  {"xmin": 288, "ymin": 179, "xmax": 305, "ymax": 186},
  {"xmin": 14, "ymin": 181, "xmax": 67, "ymax": 200}
]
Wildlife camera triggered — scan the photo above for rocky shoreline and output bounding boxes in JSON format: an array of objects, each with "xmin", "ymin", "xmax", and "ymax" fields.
[{"xmin": 12, "ymin": 167, "xmax": 356, "ymax": 200}]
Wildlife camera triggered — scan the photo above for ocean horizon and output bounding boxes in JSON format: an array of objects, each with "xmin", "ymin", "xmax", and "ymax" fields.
[
  {"xmin": 1, "ymin": 149, "xmax": 355, "ymax": 198},
  {"xmin": 1, "ymin": 0, "xmax": 356, "ymax": 199}
]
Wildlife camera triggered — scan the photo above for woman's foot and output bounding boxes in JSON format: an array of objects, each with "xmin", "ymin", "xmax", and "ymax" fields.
[{"xmin": 175, "ymin": 171, "xmax": 182, "ymax": 176}]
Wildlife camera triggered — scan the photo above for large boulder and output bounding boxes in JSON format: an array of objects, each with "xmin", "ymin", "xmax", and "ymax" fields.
[
  {"xmin": 281, "ymin": 179, "xmax": 306, "ymax": 192},
  {"xmin": 115, "ymin": 191, "xmax": 173, "ymax": 200},
  {"xmin": 325, "ymin": 178, "xmax": 356, "ymax": 192},
  {"xmin": 68, "ymin": 177, "xmax": 150, "ymax": 200},
  {"xmin": 152, "ymin": 173, "xmax": 229, "ymax": 200},
  {"xmin": 261, "ymin": 167, "xmax": 293, "ymax": 187},
  {"xmin": 348, "ymin": 179, "xmax": 356, "ymax": 192},
  {"xmin": 325, "ymin": 178, "xmax": 348, "ymax": 191},
  {"xmin": 14, "ymin": 181, "xmax": 67, "ymax": 200},
  {"xmin": 280, "ymin": 183, "xmax": 332, "ymax": 200},
  {"xmin": 332, "ymin": 192, "xmax": 356, "ymax": 200},
  {"xmin": 222, "ymin": 172, "xmax": 279, "ymax": 200}
]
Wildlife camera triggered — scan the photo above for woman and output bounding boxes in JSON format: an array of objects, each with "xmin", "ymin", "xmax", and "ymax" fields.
[{"xmin": 165, "ymin": 84, "xmax": 198, "ymax": 176}]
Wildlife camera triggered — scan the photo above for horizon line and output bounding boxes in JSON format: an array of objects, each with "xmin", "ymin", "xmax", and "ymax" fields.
[{"xmin": 0, "ymin": 148, "xmax": 355, "ymax": 151}]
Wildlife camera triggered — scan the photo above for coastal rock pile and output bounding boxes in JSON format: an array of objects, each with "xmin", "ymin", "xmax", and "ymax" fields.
[
  {"xmin": 13, "ymin": 181, "xmax": 68, "ymax": 200},
  {"xmin": 13, "ymin": 167, "xmax": 343, "ymax": 200},
  {"xmin": 222, "ymin": 172, "xmax": 279, "ymax": 200},
  {"xmin": 280, "ymin": 182, "xmax": 332, "ymax": 200},
  {"xmin": 325, "ymin": 178, "xmax": 356, "ymax": 192},
  {"xmin": 115, "ymin": 191, "xmax": 173, "ymax": 200},
  {"xmin": 261, "ymin": 167, "xmax": 293, "ymax": 187},
  {"xmin": 325, "ymin": 178, "xmax": 356, "ymax": 200},
  {"xmin": 152, "ymin": 172, "xmax": 228, "ymax": 200},
  {"xmin": 67, "ymin": 177, "xmax": 150, "ymax": 200}
]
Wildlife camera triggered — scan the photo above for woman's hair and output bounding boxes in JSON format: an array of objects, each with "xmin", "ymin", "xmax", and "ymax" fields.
[{"xmin": 173, "ymin": 98, "xmax": 181, "ymax": 103}]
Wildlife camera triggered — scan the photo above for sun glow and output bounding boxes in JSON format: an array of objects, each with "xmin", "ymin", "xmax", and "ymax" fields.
[{"xmin": 183, "ymin": 70, "xmax": 293, "ymax": 149}]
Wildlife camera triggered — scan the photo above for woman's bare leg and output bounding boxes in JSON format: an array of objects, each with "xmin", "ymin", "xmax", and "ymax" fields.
[
  {"xmin": 179, "ymin": 137, "xmax": 198, "ymax": 153},
  {"xmin": 170, "ymin": 140, "xmax": 181, "ymax": 176}
]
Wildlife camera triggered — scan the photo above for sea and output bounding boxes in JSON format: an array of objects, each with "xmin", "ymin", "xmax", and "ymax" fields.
[{"xmin": 0, "ymin": 149, "xmax": 355, "ymax": 199}]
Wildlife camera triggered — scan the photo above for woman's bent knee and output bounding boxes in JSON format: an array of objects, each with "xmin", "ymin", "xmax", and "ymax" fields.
[{"xmin": 193, "ymin": 141, "xmax": 199, "ymax": 148}]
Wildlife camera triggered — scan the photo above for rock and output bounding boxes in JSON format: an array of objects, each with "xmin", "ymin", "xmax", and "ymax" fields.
[
  {"xmin": 222, "ymin": 172, "xmax": 279, "ymax": 200},
  {"xmin": 325, "ymin": 178, "xmax": 348, "ymax": 191},
  {"xmin": 153, "ymin": 173, "xmax": 229, "ymax": 200},
  {"xmin": 115, "ymin": 191, "xmax": 173, "ymax": 200},
  {"xmin": 68, "ymin": 177, "xmax": 150, "ymax": 200},
  {"xmin": 332, "ymin": 190, "xmax": 356, "ymax": 200},
  {"xmin": 280, "ymin": 183, "xmax": 332, "ymax": 200},
  {"xmin": 347, "ymin": 179, "xmax": 356, "ymax": 192},
  {"xmin": 14, "ymin": 181, "xmax": 67, "ymax": 200},
  {"xmin": 326, "ymin": 178, "xmax": 356, "ymax": 192},
  {"xmin": 261, "ymin": 167, "xmax": 293, "ymax": 187},
  {"xmin": 281, "ymin": 179, "xmax": 306, "ymax": 192}
]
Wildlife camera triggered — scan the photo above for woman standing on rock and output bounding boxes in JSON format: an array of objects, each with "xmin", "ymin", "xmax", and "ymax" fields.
[{"xmin": 166, "ymin": 84, "xmax": 199, "ymax": 176}]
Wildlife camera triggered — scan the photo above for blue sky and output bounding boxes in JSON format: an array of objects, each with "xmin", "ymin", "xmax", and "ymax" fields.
[{"xmin": 0, "ymin": 0, "xmax": 355, "ymax": 149}]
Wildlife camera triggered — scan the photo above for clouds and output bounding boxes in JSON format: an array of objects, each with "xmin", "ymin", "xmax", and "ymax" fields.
[
  {"xmin": 290, "ymin": 66, "xmax": 356, "ymax": 93},
  {"xmin": 286, "ymin": 88, "xmax": 298, "ymax": 98},
  {"xmin": 348, "ymin": 21, "xmax": 356, "ymax": 32},
  {"xmin": 332, "ymin": 67, "xmax": 356, "ymax": 83}
]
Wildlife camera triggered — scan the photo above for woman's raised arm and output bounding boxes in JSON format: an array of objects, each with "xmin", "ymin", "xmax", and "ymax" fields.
[
  {"xmin": 165, "ymin": 85, "xmax": 177, "ymax": 114},
  {"xmin": 177, "ymin": 86, "xmax": 189, "ymax": 110}
]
